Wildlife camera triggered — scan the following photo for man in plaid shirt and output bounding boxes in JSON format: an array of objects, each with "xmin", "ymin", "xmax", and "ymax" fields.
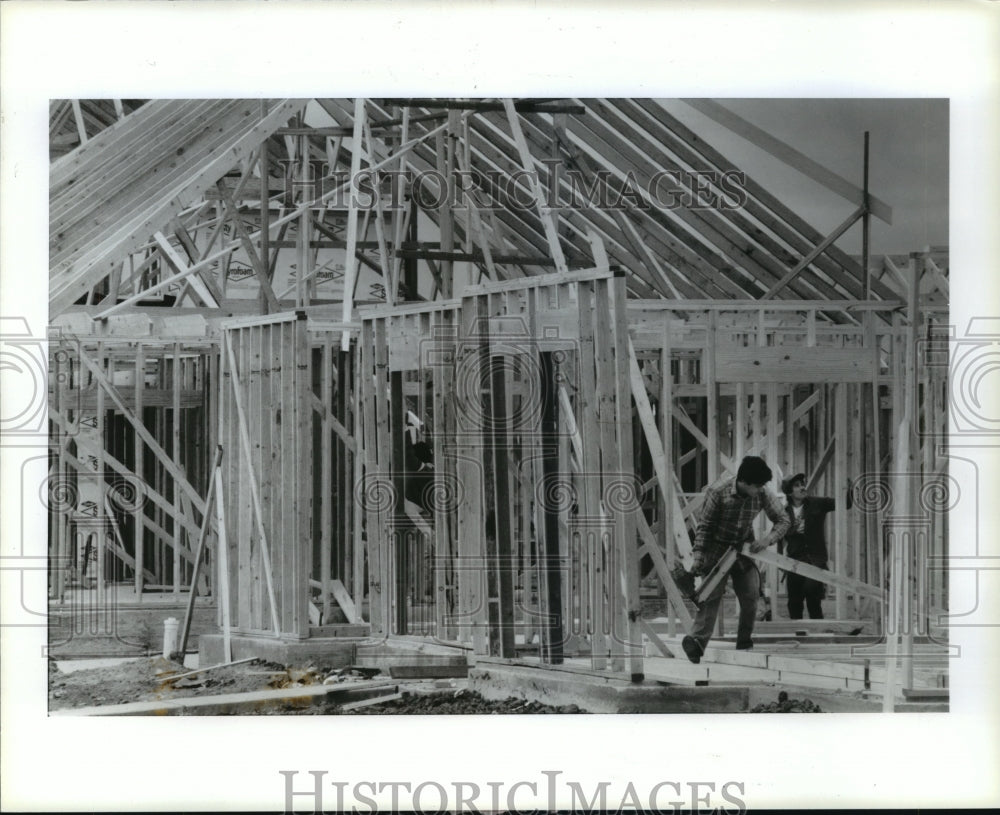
[{"xmin": 682, "ymin": 456, "xmax": 790, "ymax": 663}]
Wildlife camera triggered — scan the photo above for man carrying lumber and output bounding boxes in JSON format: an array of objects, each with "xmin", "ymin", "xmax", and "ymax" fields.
[
  {"xmin": 681, "ymin": 456, "xmax": 790, "ymax": 663},
  {"xmin": 777, "ymin": 473, "xmax": 850, "ymax": 620}
]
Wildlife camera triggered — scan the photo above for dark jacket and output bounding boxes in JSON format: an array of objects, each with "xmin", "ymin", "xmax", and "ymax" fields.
[{"xmin": 780, "ymin": 496, "xmax": 835, "ymax": 567}]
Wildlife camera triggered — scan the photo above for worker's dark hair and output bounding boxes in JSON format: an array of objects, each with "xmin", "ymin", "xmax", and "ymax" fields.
[
  {"xmin": 781, "ymin": 473, "xmax": 807, "ymax": 495},
  {"xmin": 736, "ymin": 456, "xmax": 773, "ymax": 487}
]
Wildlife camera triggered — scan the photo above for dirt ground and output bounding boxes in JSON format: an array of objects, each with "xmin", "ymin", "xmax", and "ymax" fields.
[
  {"xmin": 49, "ymin": 656, "xmax": 304, "ymax": 711},
  {"xmin": 48, "ymin": 658, "xmax": 584, "ymax": 714},
  {"xmin": 328, "ymin": 690, "xmax": 584, "ymax": 715}
]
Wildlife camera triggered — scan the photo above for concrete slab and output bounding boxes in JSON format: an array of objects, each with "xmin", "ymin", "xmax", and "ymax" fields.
[
  {"xmin": 388, "ymin": 664, "xmax": 469, "ymax": 679},
  {"xmin": 469, "ymin": 661, "xmax": 749, "ymax": 713},
  {"xmin": 747, "ymin": 686, "xmax": 949, "ymax": 713},
  {"xmin": 644, "ymin": 656, "xmax": 780, "ymax": 685},
  {"xmin": 198, "ymin": 634, "xmax": 357, "ymax": 670},
  {"xmin": 354, "ymin": 637, "xmax": 470, "ymax": 674}
]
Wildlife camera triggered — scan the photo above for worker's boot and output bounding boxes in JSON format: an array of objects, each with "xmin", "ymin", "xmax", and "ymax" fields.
[{"xmin": 681, "ymin": 635, "xmax": 704, "ymax": 664}]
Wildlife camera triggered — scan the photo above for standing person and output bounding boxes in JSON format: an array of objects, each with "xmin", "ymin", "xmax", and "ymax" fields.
[
  {"xmin": 778, "ymin": 473, "xmax": 846, "ymax": 620},
  {"xmin": 681, "ymin": 456, "xmax": 790, "ymax": 663}
]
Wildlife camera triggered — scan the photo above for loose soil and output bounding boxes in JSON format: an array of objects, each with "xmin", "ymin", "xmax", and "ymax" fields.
[
  {"xmin": 49, "ymin": 657, "xmax": 329, "ymax": 712},
  {"xmin": 48, "ymin": 659, "xmax": 586, "ymax": 714},
  {"xmin": 750, "ymin": 690, "xmax": 822, "ymax": 713},
  {"xmin": 328, "ymin": 690, "xmax": 584, "ymax": 715}
]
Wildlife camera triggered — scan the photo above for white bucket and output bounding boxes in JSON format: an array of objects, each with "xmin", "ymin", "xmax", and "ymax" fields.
[{"xmin": 163, "ymin": 617, "xmax": 179, "ymax": 659}]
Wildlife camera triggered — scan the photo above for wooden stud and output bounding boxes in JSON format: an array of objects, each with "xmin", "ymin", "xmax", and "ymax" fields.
[
  {"xmin": 833, "ymin": 383, "xmax": 848, "ymax": 619},
  {"xmin": 766, "ymin": 381, "xmax": 779, "ymax": 615},
  {"xmin": 95, "ymin": 344, "xmax": 107, "ymax": 609},
  {"xmin": 224, "ymin": 331, "xmax": 282, "ymax": 634},
  {"xmin": 454, "ymin": 299, "xmax": 484, "ymax": 650},
  {"xmin": 77, "ymin": 348, "xmax": 206, "ymax": 514},
  {"xmin": 501, "ymin": 99, "xmax": 569, "ymax": 274},
  {"xmin": 610, "ymin": 274, "xmax": 644, "ymax": 680},
  {"xmin": 341, "ymin": 99, "xmax": 366, "ymax": 348},
  {"xmin": 761, "ymin": 207, "xmax": 866, "ymax": 300},
  {"xmin": 488, "ymin": 342, "xmax": 517, "ymax": 657},
  {"xmin": 538, "ymin": 348, "xmax": 565, "ymax": 664},
  {"xmin": 706, "ymin": 311, "xmax": 719, "ymax": 484},
  {"xmin": 214, "ymin": 466, "xmax": 232, "ymax": 662},
  {"xmin": 360, "ymin": 321, "xmax": 382, "ymax": 633},
  {"xmin": 374, "ymin": 317, "xmax": 394, "ymax": 633},
  {"xmin": 172, "ymin": 344, "xmax": 183, "ymax": 597},
  {"xmin": 294, "ymin": 315, "xmax": 312, "ymax": 638},
  {"xmin": 133, "ymin": 344, "xmax": 145, "ymax": 596},
  {"xmin": 389, "ymin": 362, "xmax": 407, "ymax": 634},
  {"xmin": 660, "ymin": 327, "xmax": 677, "ymax": 635},
  {"xmin": 575, "ymin": 280, "xmax": 607, "ymax": 668}
]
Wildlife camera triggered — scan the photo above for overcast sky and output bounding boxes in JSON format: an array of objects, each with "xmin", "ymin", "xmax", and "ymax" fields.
[{"xmin": 661, "ymin": 98, "xmax": 949, "ymax": 256}]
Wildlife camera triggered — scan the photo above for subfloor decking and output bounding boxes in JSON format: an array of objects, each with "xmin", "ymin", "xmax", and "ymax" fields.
[{"xmin": 641, "ymin": 633, "xmax": 949, "ymax": 696}]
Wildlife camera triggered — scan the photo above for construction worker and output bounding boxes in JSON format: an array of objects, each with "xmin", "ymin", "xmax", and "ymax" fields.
[
  {"xmin": 778, "ymin": 473, "xmax": 850, "ymax": 620},
  {"xmin": 681, "ymin": 456, "xmax": 790, "ymax": 663}
]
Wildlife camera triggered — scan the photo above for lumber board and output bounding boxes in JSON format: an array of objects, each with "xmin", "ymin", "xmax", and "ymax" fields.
[
  {"xmin": 607, "ymin": 99, "xmax": 850, "ymax": 301},
  {"xmin": 472, "ymin": 113, "xmax": 670, "ymax": 297},
  {"xmin": 609, "ymin": 274, "xmax": 644, "ymax": 677},
  {"xmin": 682, "ymin": 99, "xmax": 893, "ymax": 224},
  {"xmin": 575, "ymin": 280, "xmax": 607, "ymax": 668},
  {"xmin": 761, "ymin": 206, "xmax": 866, "ymax": 300},
  {"xmin": 329, "ymin": 579, "xmax": 360, "ymax": 624},
  {"xmin": 714, "ymin": 346, "xmax": 876, "ymax": 383},
  {"xmin": 559, "ymin": 108, "xmax": 756, "ymax": 299},
  {"xmin": 577, "ymin": 100, "xmax": 801, "ymax": 297},
  {"xmin": 52, "ymin": 101, "xmax": 248, "ymax": 257},
  {"xmin": 628, "ymin": 100, "xmax": 897, "ymax": 301},
  {"xmin": 224, "ymin": 331, "xmax": 282, "ymax": 634},
  {"xmin": 360, "ymin": 321, "xmax": 383, "ymax": 634},
  {"xmin": 51, "ymin": 100, "xmax": 306, "ymax": 316},
  {"xmin": 74, "ymin": 350, "xmax": 206, "ymax": 515},
  {"xmin": 748, "ymin": 549, "xmax": 885, "ymax": 601}
]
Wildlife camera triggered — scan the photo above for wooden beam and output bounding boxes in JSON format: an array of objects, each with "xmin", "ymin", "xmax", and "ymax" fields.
[
  {"xmin": 749, "ymin": 549, "xmax": 884, "ymax": 602},
  {"xmin": 177, "ymin": 445, "xmax": 224, "ymax": 656},
  {"xmin": 75, "ymin": 348, "xmax": 206, "ymax": 515},
  {"xmin": 609, "ymin": 274, "xmax": 644, "ymax": 679},
  {"xmin": 71, "ymin": 99, "xmax": 88, "ymax": 144},
  {"xmin": 214, "ymin": 467, "xmax": 233, "ymax": 662},
  {"xmin": 636, "ymin": 519, "xmax": 694, "ymax": 631},
  {"xmin": 214, "ymin": 181, "xmax": 280, "ymax": 312},
  {"xmin": 760, "ymin": 206, "xmax": 866, "ymax": 300},
  {"xmin": 329, "ymin": 578, "xmax": 360, "ymax": 624},
  {"xmin": 389, "ymin": 98, "xmax": 586, "ymax": 114},
  {"xmin": 502, "ymin": 99, "xmax": 569, "ymax": 274},
  {"xmin": 172, "ymin": 344, "xmax": 183, "ymax": 596},
  {"xmin": 682, "ymin": 99, "xmax": 893, "ymax": 224},
  {"xmin": 341, "ymin": 99, "xmax": 365, "ymax": 350},
  {"xmin": 224, "ymin": 333, "xmax": 282, "ymax": 635},
  {"xmin": 153, "ymin": 232, "xmax": 219, "ymax": 308},
  {"xmin": 833, "ymin": 383, "xmax": 848, "ymax": 618},
  {"xmin": 93, "ymin": 114, "xmax": 450, "ymax": 320}
]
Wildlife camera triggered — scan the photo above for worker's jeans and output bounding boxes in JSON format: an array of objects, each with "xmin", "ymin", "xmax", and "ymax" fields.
[
  {"xmin": 690, "ymin": 555, "xmax": 759, "ymax": 650},
  {"xmin": 786, "ymin": 570, "xmax": 825, "ymax": 619}
]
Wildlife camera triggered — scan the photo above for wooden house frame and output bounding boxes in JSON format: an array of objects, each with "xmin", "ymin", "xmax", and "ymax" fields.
[{"xmin": 46, "ymin": 97, "xmax": 951, "ymax": 705}]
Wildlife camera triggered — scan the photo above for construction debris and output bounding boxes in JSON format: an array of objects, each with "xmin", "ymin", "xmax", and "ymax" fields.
[
  {"xmin": 331, "ymin": 689, "xmax": 586, "ymax": 715},
  {"xmin": 750, "ymin": 690, "xmax": 822, "ymax": 713}
]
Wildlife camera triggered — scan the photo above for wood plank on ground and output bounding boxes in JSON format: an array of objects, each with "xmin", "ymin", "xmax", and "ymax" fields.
[{"xmin": 50, "ymin": 681, "xmax": 400, "ymax": 717}]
